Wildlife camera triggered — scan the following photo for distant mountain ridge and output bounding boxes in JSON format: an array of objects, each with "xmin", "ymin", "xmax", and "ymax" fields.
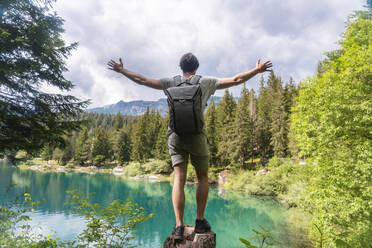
[{"xmin": 86, "ymin": 96, "xmax": 231, "ymax": 115}]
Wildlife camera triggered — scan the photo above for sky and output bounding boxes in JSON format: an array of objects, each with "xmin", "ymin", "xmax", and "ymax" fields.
[{"xmin": 49, "ymin": 0, "xmax": 366, "ymax": 108}]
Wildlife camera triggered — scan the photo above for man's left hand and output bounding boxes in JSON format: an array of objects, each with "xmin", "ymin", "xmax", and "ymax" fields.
[{"xmin": 256, "ymin": 58, "xmax": 273, "ymax": 73}]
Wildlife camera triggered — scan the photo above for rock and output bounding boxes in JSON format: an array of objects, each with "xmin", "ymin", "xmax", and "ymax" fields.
[
  {"xmin": 113, "ymin": 167, "xmax": 123, "ymax": 173},
  {"xmin": 163, "ymin": 225, "xmax": 216, "ymax": 248},
  {"xmin": 254, "ymin": 168, "xmax": 270, "ymax": 176},
  {"xmin": 113, "ymin": 167, "xmax": 124, "ymax": 175},
  {"xmin": 218, "ymin": 170, "xmax": 231, "ymax": 185},
  {"xmin": 146, "ymin": 175, "xmax": 160, "ymax": 181}
]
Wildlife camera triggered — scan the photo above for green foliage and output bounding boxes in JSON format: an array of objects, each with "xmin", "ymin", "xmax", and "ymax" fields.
[
  {"xmin": 0, "ymin": 0, "xmax": 88, "ymax": 156},
  {"xmin": 239, "ymin": 225, "xmax": 280, "ymax": 248},
  {"xmin": 267, "ymin": 156, "xmax": 281, "ymax": 168},
  {"xmin": 65, "ymin": 190, "xmax": 153, "ymax": 248},
  {"xmin": 291, "ymin": 11, "xmax": 372, "ymax": 247},
  {"xmin": 93, "ymin": 154, "xmax": 105, "ymax": 166},
  {"xmin": 0, "ymin": 192, "xmax": 72, "ymax": 247}
]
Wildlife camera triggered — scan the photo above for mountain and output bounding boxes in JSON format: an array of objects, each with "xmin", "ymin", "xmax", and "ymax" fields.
[{"xmin": 86, "ymin": 96, "xmax": 230, "ymax": 115}]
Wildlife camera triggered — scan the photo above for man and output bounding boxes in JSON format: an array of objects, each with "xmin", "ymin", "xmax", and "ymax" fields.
[{"xmin": 108, "ymin": 53, "xmax": 272, "ymax": 239}]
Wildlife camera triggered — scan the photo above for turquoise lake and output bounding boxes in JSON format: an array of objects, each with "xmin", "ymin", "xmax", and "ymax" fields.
[{"xmin": 0, "ymin": 161, "xmax": 294, "ymax": 247}]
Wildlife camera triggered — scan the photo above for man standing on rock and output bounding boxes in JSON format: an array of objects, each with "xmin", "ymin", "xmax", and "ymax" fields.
[{"xmin": 108, "ymin": 53, "xmax": 272, "ymax": 239}]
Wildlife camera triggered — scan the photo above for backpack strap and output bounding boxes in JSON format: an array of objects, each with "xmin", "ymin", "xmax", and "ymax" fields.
[
  {"xmin": 173, "ymin": 75, "xmax": 182, "ymax": 86},
  {"xmin": 190, "ymin": 75, "xmax": 202, "ymax": 85},
  {"xmin": 174, "ymin": 75, "xmax": 202, "ymax": 86}
]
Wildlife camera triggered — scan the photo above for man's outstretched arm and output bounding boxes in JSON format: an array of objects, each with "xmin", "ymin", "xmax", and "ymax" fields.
[
  {"xmin": 217, "ymin": 58, "xmax": 273, "ymax": 89},
  {"xmin": 108, "ymin": 58, "xmax": 162, "ymax": 90}
]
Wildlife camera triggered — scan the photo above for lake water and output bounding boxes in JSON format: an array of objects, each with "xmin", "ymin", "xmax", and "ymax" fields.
[{"xmin": 0, "ymin": 161, "xmax": 293, "ymax": 248}]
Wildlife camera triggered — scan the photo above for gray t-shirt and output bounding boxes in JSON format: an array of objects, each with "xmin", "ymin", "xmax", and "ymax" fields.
[
  {"xmin": 160, "ymin": 75, "xmax": 220, "ymax": 112},
  {"xmin": 160, "ymin": 75, "xmax": 220, "ymax": 137}
]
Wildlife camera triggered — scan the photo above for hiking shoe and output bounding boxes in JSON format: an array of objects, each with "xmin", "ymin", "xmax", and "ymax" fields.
[
  {"xmin": 172, "ymin": 225, "xmax": 184, "ymax": 240},
  {"xmin": 195, "ymin": 218, "xmax": 211, "ymax": 233}
]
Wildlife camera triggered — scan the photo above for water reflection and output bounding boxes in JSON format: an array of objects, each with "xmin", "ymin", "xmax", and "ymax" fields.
[{"xmin": 0, "ymin": 161, "xmax": 290, "ymax": 248}]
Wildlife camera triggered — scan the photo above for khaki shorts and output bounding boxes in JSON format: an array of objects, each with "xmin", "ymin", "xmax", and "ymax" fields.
[{"xmin": 167, "ymin": 132, "xmax": 209, "ymax": 169}]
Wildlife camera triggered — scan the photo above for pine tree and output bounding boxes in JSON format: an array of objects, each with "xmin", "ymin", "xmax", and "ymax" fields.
[
  {"xmin": 283, "ymin": 77, "xmax": 298, "ymax": 116},
  {"xmin": 74, "ymin": 128, "xmax": 91, "ymax": 165},
  {"xmin": 116, "ymin": 129, "xmax": 132, "ymax": 164},
  {"xmin": 40, "ymin": 144, "xmax": 54, "ymax": 161},
  {"xmin": 0, "ymin": 0, "xmax": 88, "ymax": 155},
  {"xmin": 53, "ymin": 136, "xmax": 74, "ymax": 165},
  {"xmin": 91, "ymin": 128, "xmax": 112, "ymax": 165},
  {"xmin": 284, "ymin": 77, "xmax": 299, "ymax": 157},
  {"xmin": 248, "ymin": 89, "xmax": 257, "ymax": 165},
  {"xmin": 231, "ymin": 84, "xmax": 251, "ymax": 169},
  {"xmin": 216, "ymin": 90, "xmax": 237, "ymax": 166},
  {"xmin": 155, "ymin": 115, "xmax": 170, "ymax": 161},
  {"xmin": 204, "ymin": 97, "xmax": 218, "ymax": 166},
  {"xmin": 147, "ymin": 109, "xmax": 161, "ymax": 157},
  {"xmin": 131, "ymin": 108, "xmax": 151, "ymax": 162},
  {"xmin": 113, "ymin": 112, "xmax": 124, "ymax": 131},
  {"xmin": 256, "ymin": 75, "xmax": 272, "ymax": 161},
  {"xmin": 269, "ymin": 75, "xmax": 288, "ymax": 157}
]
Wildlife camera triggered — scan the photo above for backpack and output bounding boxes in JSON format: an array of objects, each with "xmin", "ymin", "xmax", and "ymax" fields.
[{"xmin": 164, "ymin": 75, "xmax": 204, "ymax": 135}]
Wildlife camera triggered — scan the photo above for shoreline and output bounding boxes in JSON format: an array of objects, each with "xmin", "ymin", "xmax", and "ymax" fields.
[{"xmin": 1, "ymin": 158, "xmax": 313, "ymax": 247}]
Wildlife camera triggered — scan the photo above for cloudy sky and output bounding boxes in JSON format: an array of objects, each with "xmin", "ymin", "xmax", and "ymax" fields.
[{"xmin": 50, "ymin": 0, "xmax": 365, "ymax": 108}]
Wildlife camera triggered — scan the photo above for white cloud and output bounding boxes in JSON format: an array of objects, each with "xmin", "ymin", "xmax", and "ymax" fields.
[{"xmin": 49, "ymin": 0, "xmax": 366, "ymax": 107}]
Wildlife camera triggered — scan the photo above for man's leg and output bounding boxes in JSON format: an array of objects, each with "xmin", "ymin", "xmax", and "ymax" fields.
[
  {"xmin": 172, "ymin": 162, "xmax": 187, "ymax": 227},
  {"xmin": 195, "ymin": 166, "xmax": 209, "ymax": 220}
]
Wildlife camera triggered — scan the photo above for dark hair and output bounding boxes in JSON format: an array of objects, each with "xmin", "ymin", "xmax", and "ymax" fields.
[{"xmin": 179, "ymin": 53, "xmax": 199, "ymax": 72}]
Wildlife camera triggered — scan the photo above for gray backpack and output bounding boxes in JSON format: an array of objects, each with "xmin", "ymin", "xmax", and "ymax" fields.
[{"xmin": 164, "ymin": 75, "xmax": 204, "ymax": 135}]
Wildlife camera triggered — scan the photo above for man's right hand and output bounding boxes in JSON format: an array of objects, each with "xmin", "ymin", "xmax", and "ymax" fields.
[
  {"xmin": 108, "ymin": 58, "xmax": 124, "ymax": 73},
  {"xmin": 107, "ymin": 57, "xmax": 162, "ymax": 90}
]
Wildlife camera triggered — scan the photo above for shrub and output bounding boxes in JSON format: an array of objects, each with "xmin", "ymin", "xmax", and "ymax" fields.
[
  {"xmin": 267, "ymin": 156, "xmax": 281, "ymax": 168},
  {"xmin": 65, "ymin": 190, "xmax": 153, "ymax": 247},
  {"xmin": 142, "ymin": 159, "xmax": 171, "ymax": 174},
  {"xmin": 93, "ymin": 155, "xmax": 105, "ymax": 166}
]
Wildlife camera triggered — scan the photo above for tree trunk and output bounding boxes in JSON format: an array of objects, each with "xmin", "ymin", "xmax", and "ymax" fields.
[{"xmin": 163, "ymin": 225, "xmax": 216, "ymax": 248}]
